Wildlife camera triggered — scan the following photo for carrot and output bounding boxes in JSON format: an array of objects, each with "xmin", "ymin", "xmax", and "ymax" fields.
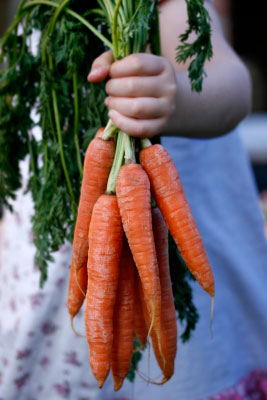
[
  {"xmin": 116, "ymin": 164, "xmax": 162, "ymax": 358},
  {"xmin": 84, "ymin": 194, "xmax": 123, "ymax": 388},
  {"xmin": 71, "ymin": 127, "xmax": 115, "ymax": 272},
  {"xmin": 133, "ymin": 267, "xmax": 148, "ymax": 348},
  {"xmin": 150, "ymin": 207, "xmax": 177, "ymax": 382},
  {"xmin": 140, "ymin": 144, "xmax": 214, "ymax": 297},
  {"xmin": 67, "ymin": 263, "xmax": 87, "ymax": 324},
  {"xmin": 111, "ymin": 238, "xmax": 135, "ymax": 391}
]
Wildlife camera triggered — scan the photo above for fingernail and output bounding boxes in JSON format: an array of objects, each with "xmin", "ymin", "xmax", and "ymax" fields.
[
  {"xmin": 87, "ymin": 67, "xmax": 102, "ymax": 80},
  {"xmin": 108, "ymin": 110, "xmax": 114, "ymax": 118}
]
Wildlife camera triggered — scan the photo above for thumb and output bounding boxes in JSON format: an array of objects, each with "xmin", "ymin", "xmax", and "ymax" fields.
[{"xmin": 88, "ymin": 50, "xmax": 113, "ymax": 82}]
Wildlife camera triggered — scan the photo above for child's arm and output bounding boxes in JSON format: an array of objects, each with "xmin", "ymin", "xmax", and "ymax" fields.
[{"xmin": 88, "ymin": 0, "xmax": 251, "ymax": 139}]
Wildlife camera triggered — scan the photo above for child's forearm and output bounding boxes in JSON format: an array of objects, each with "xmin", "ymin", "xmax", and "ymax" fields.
[{"xmin": 164, "ymin": 59, "xmax": 252, "ymax": 138}]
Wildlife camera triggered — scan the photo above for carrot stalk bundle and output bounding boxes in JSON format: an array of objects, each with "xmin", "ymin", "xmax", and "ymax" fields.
[
  {"xmin": 71, "ymin": 128, "xmax": 115, "ymax": 272},
  {"xmin": 84, "ymin": 194, "xmax": 124, "ymax": 388},
  {"xmin": 111, "ymin": 239, "xmax": 135, "ymax": 391},
  {"xmin": 116, "ymin": 164, "xmax": 162, "ymax": 353},
  {"xmin": 140, "ymin": 144, "xmax": 215, "ymax": 298}
]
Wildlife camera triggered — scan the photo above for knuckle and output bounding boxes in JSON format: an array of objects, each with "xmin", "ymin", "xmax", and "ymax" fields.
[
  {"xmin": 129, "ymin": 54, "xmax": 143, "ymax": 73},
  {"xmin": 126, "ymin": 78, "xmax": 136, "ymax": 94},
  {"xmin": 131, "ymin": 99, "xmax": 142, "ymax": 116}
]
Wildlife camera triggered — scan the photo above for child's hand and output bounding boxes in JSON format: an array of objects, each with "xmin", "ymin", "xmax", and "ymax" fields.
[{"xmin": 88, "ymin": 51, "xmax": 177, "ymax": 138}]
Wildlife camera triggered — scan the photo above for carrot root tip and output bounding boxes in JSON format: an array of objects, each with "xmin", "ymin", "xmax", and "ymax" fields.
[
  {"xmin": 113, "ymin": 377, "xmax": 124, "ymax": 391},
  {"xmin": 98, "ymin": 379, "xmax": 105, "ymax": 389},
  {"xmin": 70, "ymin": 316, "xmax": 86, "ymax": 338}
]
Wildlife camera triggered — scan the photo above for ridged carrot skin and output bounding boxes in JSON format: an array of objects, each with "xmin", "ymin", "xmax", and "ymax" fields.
[
  {"xmin": 140, "ymin": 144, "xmax": 214, "ymax": 297},
  {"xmin": 133, "ymin": 267, "xmax": 148, "ymax": 348},
  {"xmin": 84, "ymin": 195, "xmax": 123, "ymax": 388},
  {"xmin": 71, "ymin": 128, "xmax": 115, "ymax": 271},
  {"xmin": 67, "ymin": 263, "xmax": 87, "ymax": 321},
  {"xmin": 116, "ymin": 164, "xmax": 162, "ymax": 351},
  {"xmin": 111, "ymin": 239, "xmax": 135, "ymax": 391},
  {"xmin": 150, "ymin": 207, "xmax": 177, "ymax": 382}
]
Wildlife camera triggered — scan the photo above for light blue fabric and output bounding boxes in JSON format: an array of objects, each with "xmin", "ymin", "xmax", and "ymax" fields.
[{"xmin": 101, "ymin": 129, "xmax": 267, "ymax": 400}]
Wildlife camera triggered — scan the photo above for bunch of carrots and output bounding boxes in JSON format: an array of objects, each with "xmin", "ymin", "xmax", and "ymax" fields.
[{"xmin": 67, "ymin": 124, "xmax": 215, "ymax": 390}]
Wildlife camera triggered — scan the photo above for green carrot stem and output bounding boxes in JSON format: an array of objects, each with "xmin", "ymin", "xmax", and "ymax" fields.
[
  {"xmin": 73, "ymin": 71, "xmax": 83, "ymax": 179},
  {"xmin": 66, "ymin": 9, "xmax": 113, "ymax": 50},
  {"xmin": 112, "ymin": 0, "xmax": 123, "ymax": 59},
  {"xmin": 48, "ymin": 55, "xmax": 76, "ymax": 215},
  {"xmin": 140, "ymin": 138, "xmax": 152, "ymax": 149},
  {"xmin": 124, "ymin": 135, "xmax": 136, "ymax": 164},
  {"xmin": 47, "ymin": 0, "xmax": 71, "ymax": 36},
  {"xmin": 106, "ymin": 131, "xmax": 125, "ymax": 194},
  {"xmin": 102, "ymin": 118, "xmax": 118, "ymax": 140},
  {"xmin": 19, "ymin": 1, "xmax": 113, "ymax": 49}
]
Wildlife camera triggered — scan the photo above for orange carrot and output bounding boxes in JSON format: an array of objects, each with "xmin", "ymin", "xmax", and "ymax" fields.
[
  {"xmin": 150, "ymin": 207, "xmax": 177, "ymax": 382},
  {"xmin": 67, "ymin": 263, "xmax": 87, "ymax": 323},
  {"xmin": 111, "ymin": 238, "xmax": 135, "ymax": 391},
  {"xmin": 71, "ymin": 128, "xmax": 115, "ymax": 271},
  {"xmin": 116, "ymin": 164, "xmax": 162, "ymax": 356},
  {"xmin": 140, "ymin": 144, "xmax": 214, "ymax": 297},
  {"xmin": 84, "ymin": 194, "xmax": 123, "ymax": 388},
  {"xmin": 133, "ymin": 267, "xmax": 148, "ymax": 348}
]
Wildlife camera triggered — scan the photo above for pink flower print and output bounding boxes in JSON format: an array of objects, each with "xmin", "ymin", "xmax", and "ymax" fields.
[
  {"xmin": 79, "ymin": 398, "xmax": 93, "ymax": 400},
  {"xmin": 61, "ymin": 261, "xmax": 70, "ymax": 269},
  {"xmin": 10, "ymin": 299, "xmax": 17, "ymax": 312},
  {"xmin": 30, "ymin": 293, "xmax": 45, "ymax": 308},
  {"xmin": 63, "ymin": 369, "xmax": 70, "ymax": 376},
  {"xmin": 80, "ymin": 381, "xmax": 90, "ymax": 389},
  {"xmin": 13, "ymin": 266, "xmax": 20, "ymax": 280},
  {"xmin": 80, "ymin": 381, "xmax": 97, "ymax": 390},
  {"xmin": 56, "ymin": 277, "xmax": 65, "ymax": 288},
  {"xmin": 52, "ymin": 305, "xmax": 59, "ymax": 313},
  {"xmin": 39, "ymin": 356, "xmax": 50, "ymax": 368},
  {"xmin": 17, "ymin": 349, "xmax": 32, "ymax": 360},
  {"xmin": 28, "ymin": 331, "xmax": 35, "ymax": 337},
  {"xmin": 0, "ymin": 372, "xmax": 3, "ymax": 385},
  {"xmin": 14, "ymin": 212, "xmax": 22, "ymax": 225},
  {"xmin": 28, "ymin": 229, "xmax": 34, "ymax": 244},
  {"xmin": 14, "ymin": 372, "xmax": 30, "ymax": 391},
  {"xmin": 205, "ymin": 369, "xmax": 267, "ymax": 400},
  {"xmin": 2, "ymin": 357, "xmax": 9, "ymax": 367},
  {"xmin": 65, "ymin": 351, "xmax": 82, "ymax": 367},
  {"xmin": 41, "ymin": 321, "xmax": 57, "ymax": 335},
  {"xmin": 37, "ymin": 384, "xmax": 44, "ymax": 392},
  {"xmin": 53, "ymin": 381, "xmax": 71, "ymax": 398}
]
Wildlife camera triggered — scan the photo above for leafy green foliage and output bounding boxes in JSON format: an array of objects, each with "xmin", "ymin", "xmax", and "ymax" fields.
[
  {"xmin": 0, "ymin": 0, "xmax": 108, "ymax": 283},
  {"xmin": 127, "ymin": 336, "xmax": 143, "ymax": 382},
  {"xmin": 176, "ymin": 0, "xmax": 213, "ymax": 92}
]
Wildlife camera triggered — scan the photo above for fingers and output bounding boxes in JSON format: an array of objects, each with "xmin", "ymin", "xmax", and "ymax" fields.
[
  {"xmin": 105, "ymin": 96, "xmax": 171, "ymax": 119},
  {"xmin": 109, "ymin": 53, "xmax": 165, "ymax": 78},
  {"xmin": 88, "ymin": 50, "xmax": 113, "ymax": 82},
  {"xmin": 106, "ymin": 76, "xmax": 166, "ymax": 98},
  {"xmin": 108, "ymin": 109, "xmax": 167, "ymax": 138},
  {"xmin": 88, "ymin": 52, "xmax": 177, "ymax": 138}
]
